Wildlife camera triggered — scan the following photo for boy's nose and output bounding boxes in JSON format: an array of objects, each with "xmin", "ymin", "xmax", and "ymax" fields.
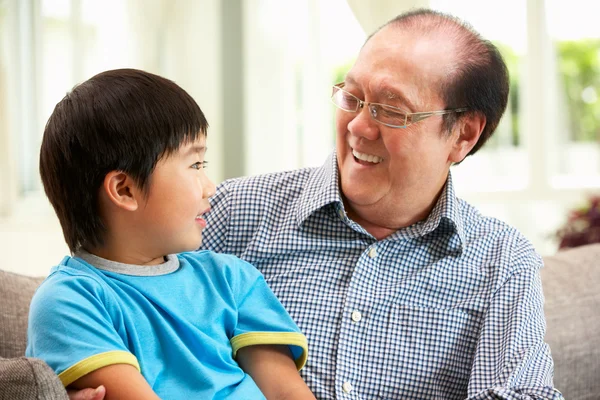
[{"xmin": 204, "ymin": 178, "xmax": 216, "ymax": 198}]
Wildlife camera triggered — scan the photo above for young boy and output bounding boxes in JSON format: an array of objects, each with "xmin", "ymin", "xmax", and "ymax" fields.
[{"xmin": 26, "ymin": 69, "xmax": 315, "ymax": 399}]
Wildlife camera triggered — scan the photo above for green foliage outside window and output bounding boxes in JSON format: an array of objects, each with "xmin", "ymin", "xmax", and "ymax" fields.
[{"xmin": 558, "ymin": 39, "xmax": 600, "ymax": 142}]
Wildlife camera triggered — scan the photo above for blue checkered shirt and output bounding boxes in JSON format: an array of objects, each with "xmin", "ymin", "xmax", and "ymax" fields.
[{"xmin": 202, "ymin": 153, "xmax": 562, "ymax": 400}]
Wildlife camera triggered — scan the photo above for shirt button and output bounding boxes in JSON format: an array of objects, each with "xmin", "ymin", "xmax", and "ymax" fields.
[
  {"xmin": 351, "ymin": 310, "xmax": 362, "ymax": 322},
  {"xmin": 368, "ymin": 247, "xmax": 377, "ymax": 258},
  {"xmin": 338, "ymin": 208, "xmax": 345, "ymax": 219},
  {"xmin": 342, "ymin": 381, "xmax": 353, "ymax": 393}
]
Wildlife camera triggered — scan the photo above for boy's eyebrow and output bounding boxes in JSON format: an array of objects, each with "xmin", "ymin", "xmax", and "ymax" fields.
[{"xmin": 183, "ymin": 145, "xmax": 207, "ymax": 156}]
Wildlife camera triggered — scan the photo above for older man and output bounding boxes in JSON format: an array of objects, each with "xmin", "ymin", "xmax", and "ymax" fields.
[
  {"xmin": 203, "ymin": 9, "xmax": 561, "ymax": 400},
  {"xmin": 71, "ymin": 8, "xmax": 561, "ymax": 400}
]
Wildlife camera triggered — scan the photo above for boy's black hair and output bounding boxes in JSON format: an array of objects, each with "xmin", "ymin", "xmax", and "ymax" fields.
[{"xmin": 39, "ymin": 68, "xmax": 209, "ymax": 253}]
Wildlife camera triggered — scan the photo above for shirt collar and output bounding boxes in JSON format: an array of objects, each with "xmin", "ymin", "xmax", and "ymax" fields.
[
  {"xmin": 407, "ymin": 172, "xmax": 466, "ymax": 249},
  {"xmin": 295, "ymin": 153, "xmax": 465, "ymax": 249},
  {"xmin": 295, "ymin": 152, "xmax": 343, "ymax": 226}
]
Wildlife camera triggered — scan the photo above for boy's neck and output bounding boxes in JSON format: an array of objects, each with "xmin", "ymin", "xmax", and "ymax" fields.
[{"xmin": 85, "ymin": 245, "xmax": 168, "ymax": 266}]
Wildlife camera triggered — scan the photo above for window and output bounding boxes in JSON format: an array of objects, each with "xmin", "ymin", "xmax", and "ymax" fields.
[
  {"xmin": 430, "ymin": 0, "xmax": 529, "ymax": 192},
  {"xmin": 546, "ymin": 0, "xmax": 600, "ymax": 187},
  {"xmin": 430, "ymin": 0, "xmax": 600, "ymax": 254}
]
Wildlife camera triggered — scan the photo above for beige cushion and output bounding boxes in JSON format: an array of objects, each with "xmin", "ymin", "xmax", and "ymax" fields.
[
  {"xmin": 0, "ymin": 270, "xmax": 44, "ymax": 359},
  {"xmin": 541, "ymin": 243, "xmax": 600, "ymax": 400},
  {"xmin": 0, "ymin": 357, "xmax": 67, "ymax": 400}
]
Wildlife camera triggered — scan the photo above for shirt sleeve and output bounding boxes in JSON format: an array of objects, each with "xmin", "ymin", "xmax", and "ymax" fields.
[
  {"xmin": 25, "ymin": 271, "xmax": 139, "ymax": 387},
  {"xmin": 227, "ymin": 257, "xmax": 308, "ymax": 370},
  {"xmin": 466, "ymin": 238, "xmax": 564, "ymax": 400}
]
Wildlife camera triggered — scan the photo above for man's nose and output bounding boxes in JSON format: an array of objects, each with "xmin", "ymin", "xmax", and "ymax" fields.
[{"xmin": 347, "ymin": 104, "xmax": 380, "ymax": 140}]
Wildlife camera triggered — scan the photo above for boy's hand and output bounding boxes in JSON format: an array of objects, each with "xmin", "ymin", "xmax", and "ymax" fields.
[{"xmin": 67, "ymin": 385, "xmax": 106, "ymax": 400}]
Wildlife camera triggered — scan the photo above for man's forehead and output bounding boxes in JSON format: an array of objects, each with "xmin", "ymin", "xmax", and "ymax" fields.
[{"xmin": 351, "ymin": 28, "xmax": 455, "ymax": 105}]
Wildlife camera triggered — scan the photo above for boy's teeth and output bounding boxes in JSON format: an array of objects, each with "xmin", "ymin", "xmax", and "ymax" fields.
[{"xmin": 352, "ymin": 149, "xmax": 383, "ymax": 163}]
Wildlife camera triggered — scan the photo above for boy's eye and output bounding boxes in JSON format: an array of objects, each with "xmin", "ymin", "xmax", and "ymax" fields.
[{"xmin": 191, "ymin": 161, "xmax": 208, "ymax": 170}]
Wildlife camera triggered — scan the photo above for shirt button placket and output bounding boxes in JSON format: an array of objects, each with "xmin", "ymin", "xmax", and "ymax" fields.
[{"xmin": 336, "ymin": 244, "xmax": 377, "ymax": 399}]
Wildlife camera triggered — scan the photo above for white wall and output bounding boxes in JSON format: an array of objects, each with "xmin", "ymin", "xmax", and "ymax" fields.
[{"xmin": 0, "ymin": 0, "xmax": 223, "ymax": 277}]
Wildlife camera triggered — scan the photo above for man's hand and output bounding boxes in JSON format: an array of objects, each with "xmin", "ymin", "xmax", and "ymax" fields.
[{"xmin": 67, "ymin": 385, "xmax": 106, "ymax": 400}]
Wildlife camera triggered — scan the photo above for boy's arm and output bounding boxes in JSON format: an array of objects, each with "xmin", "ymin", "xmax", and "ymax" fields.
[
  {"xmin": 237, "ymin": 345, "xmax": 315, "ymax": 400},
  {"xmin": 27, "ymin": 274, "xmax": 155, "ymax": 400},
  {"xmin": 68, "ymin": 364, "xmax": 160, "ymax": 400}
]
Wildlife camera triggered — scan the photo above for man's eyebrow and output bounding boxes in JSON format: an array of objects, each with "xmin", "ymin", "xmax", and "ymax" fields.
[
  {"xmin": 379, "ymin": 86, "xmax": 417, "ymax": 111},
  {"xmin": 344, "ymin": 76, "xmax": 417, "ymax": 111}
]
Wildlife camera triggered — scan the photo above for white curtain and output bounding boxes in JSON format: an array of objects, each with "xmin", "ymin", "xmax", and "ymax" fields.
[{"xmin": 345, "ymin": 0, "xmax": 430, "ymax": 35}]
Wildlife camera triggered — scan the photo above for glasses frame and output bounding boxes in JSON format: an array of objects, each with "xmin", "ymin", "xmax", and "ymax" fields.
[{"xmin": 331, "ymin": 82, "xmax": 468, "ymax": 129}]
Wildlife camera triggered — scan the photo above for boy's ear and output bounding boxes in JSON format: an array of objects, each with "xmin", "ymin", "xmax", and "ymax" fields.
[
  {"xmin": 449, "ymin": 112, "xmax": 486, "ymax": 164},
  {"xmin": 102, "ymin": 171, "xmax": 139, "ymax": 211}
]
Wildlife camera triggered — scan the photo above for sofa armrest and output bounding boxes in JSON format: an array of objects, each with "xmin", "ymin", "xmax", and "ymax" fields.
[
  {"xmin": 542, "ymin": 243, "xmax": 600, "ymax": 400},
  {"xmin": 0, "ymin": 357, "xmax": 68, "ymax": 400},
  {"xmin": 0, "ymin": 270, "xmax": 44, "ymax": 359}
]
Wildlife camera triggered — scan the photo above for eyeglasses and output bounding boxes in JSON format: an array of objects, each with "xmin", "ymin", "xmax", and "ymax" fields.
[{"xmin": 330, "ymin": 82, "xmax": 468, "ymax": 129}]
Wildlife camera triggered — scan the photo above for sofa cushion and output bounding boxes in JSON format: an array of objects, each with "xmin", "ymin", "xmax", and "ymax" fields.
[
  {"xmin": 541, "ymin": 243, "xmax": 600, "ymax": 400},
  {"xmin": 0, "ymin": 357, "xmax": 68, "ymax": 400},
  {"xmin": 0, "ymin": 270, "xmax": 44, "ymax": 359}
]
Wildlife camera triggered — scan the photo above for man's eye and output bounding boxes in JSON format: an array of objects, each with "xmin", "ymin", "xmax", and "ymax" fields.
[
  {"xmin": 379, "ymin": 107, "xmax": 406, "ymax": 120},
  {"xmin": 191, "ymin": 161, "xmax": 208, "ymax": 170}
]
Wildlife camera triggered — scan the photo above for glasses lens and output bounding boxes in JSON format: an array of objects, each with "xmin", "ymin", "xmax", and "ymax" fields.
[
  {"xmin": 332, "ymin": 87, "xmax": 359, "ymax": 112},
  {"xmin": 372, "ymin": 104, "xmax": 407, "ymax": 127}
]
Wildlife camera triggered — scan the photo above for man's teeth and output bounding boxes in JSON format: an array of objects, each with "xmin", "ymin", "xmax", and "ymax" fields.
[{"xmin": 352, "ymin": 149, "xmax": 383, "ymax": 164}]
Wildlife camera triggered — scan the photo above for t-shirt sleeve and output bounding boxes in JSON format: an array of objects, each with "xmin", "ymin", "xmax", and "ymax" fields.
[
  {"xmin": 25, "ymin": 271, "xmax": 139, "ymax": 387},
  {"xmin": 228, "ymin": 258, "xmax": 308, "ymax": 370}
]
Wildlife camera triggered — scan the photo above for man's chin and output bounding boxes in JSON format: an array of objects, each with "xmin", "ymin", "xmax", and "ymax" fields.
[{"xmin": 341, "ymin": 187, "xmax": 384, "ymax": 210}]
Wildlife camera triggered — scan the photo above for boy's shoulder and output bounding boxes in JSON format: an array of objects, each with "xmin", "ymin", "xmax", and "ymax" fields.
[
  {"xmin": 29, "ymin": 257, "xmax": 118, "ymax": 321},
  {"xmin": 178, "ymin": 250, "xmax": 262, "ymax": 281},
  {"xmin": 178, "ymin": 250, "xmax": 253, "ymax": 269},
  {"xmin": 35, "ymin": 256, "xmax": 111, "ymax": 298}
]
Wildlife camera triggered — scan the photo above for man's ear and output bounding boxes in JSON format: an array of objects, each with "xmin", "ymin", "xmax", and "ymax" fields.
[
  {"xmin": 449, "ymin": 113, "xmax": 486, "ymax": 163},
  {"xmin": 102, "ymin": 171, "xmax": 139, "ymax": 211}
]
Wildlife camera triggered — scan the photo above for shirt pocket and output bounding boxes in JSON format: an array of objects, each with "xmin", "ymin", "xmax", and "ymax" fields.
[{"xmin": 377, "ymin": 304, "xmax": 482, "ymax": 400}]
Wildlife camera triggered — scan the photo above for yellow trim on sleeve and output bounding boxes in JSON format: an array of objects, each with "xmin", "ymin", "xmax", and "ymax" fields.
[
  {"xmin": 230, "ymin": 332, "xmax": 308, "ymax": 370},
  {"xmin": 58, "ymin": 350, "xmax": 140, "ymax": 387}
]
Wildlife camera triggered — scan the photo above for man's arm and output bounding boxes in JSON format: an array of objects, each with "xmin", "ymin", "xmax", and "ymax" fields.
[
  {"xmin": 467, "ymin": 241, "xmax": 563, "ymax": 399},
  {"xmin": 68, "ymin": 365, "xmax": 160, "ymax": 400},
  {"xmin": 237, "ymin": 345, "xmax": 315, "ymax": 399},
  {"xmin": 67, "ymin": 386, "xmax": 106, "ymax": 400}
]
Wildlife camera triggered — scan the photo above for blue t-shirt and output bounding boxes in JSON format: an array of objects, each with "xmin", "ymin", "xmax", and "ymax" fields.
[{"xmin": 26, "ymin": 250, "xmax": 307, "ymax": 399}]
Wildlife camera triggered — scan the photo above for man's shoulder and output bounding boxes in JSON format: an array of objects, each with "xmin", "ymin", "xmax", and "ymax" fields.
[
  {"xmin": 456, "ymin": 198, "xmax": 540, "ymax": 267},
  {"xmin": 457, "ymin": 198, "xmax": 521, "ymax": 237},
  {"xmin": 218, "ymin": 167, "xmax": 316, "ymax": 196}
]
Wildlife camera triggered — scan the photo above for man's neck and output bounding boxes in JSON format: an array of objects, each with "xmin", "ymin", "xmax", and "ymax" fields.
[{"xmin": 343, "ymin": 183, "xmax": 445, "ymax": 241}]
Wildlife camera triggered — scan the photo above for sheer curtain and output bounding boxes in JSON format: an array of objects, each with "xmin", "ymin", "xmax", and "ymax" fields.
[{"xmin": 0, "ymin": 0, "xmax": 224, "ymax": 276}]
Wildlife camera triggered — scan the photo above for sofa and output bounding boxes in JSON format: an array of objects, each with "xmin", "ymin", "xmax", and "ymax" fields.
[{"xmin": 1, "ymin": 244, "xmax": 599, "ymax": 399}]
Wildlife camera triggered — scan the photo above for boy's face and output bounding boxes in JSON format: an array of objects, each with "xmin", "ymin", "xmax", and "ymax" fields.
[{"xmin": 133, "ymin": 135, "xmax": 215, "ymax": 257}]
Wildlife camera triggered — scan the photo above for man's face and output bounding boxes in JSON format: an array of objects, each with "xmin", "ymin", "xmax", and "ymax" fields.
[{"xmin": 335, "ymin": 26, "xmax": 460, "ymax": 231}]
